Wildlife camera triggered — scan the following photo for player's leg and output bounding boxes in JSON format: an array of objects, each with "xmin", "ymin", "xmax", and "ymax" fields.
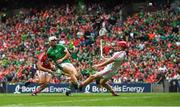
[
  {"xmin": 32, "ymin": 83, "xmax": 48, "ymax": 96},
  {"xmin": 101, "ymin": 70, "xmax": 119, "ymax": 96},
  {"xmin": 76, "ymin": 70, "xmax": 84, "ymax": 81},
  {"xmin": 80, "ymin": 66, "xmax": 111, "ymax": 87},
  {"xmin": 45, "ymin": 73, "xmax": 52, "ymax": 83},
  {"xmin": 24, "ymin": 70, "xmax": 40, "ymax": 86},
  {"xmin": 24, "ymin": 78, "xmax": 38, "ymax": 86},
  {"xmin": 61, "ymin": 63, "xmax": 79, "ymax": 87},
  {"xmin": 58, "ymin": 63, "xmax": 80, "ymax": 96},
  {"xmin": 32, "ymin": 73, "xmax": 51, "ymax": 95},
  {"xmin": 80, "ymin": 74, "xmax": 97, "ymax": 87},
  {"xmin": 100, "ymin": 78, "xmax": 118, "ymax": 96}
]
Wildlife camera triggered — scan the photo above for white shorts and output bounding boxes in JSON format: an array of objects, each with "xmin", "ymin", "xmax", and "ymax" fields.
[
  {"xmin": 36, "ymin": 70, "xmax": 52, "ymax": 83},
  {"xmin": 58, "ymin": 63, "xmax": 78, "ymax": 76},
  {"xmin": 60, "ymin": 63, "xmax": 74, "ymax": 68},
  {"xmin": 94, "ymin": 64, "xmax": 118, "ymax": 80}
]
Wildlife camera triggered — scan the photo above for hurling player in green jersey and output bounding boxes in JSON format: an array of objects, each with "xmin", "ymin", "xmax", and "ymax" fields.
[{"xmin": 47, "ymin": 36, "xmax": 80, "ymax": 95}]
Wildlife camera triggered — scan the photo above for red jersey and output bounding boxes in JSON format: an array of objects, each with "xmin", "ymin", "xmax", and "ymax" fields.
[{"xmin": 38, "ymin": 52, "xmax": 51, "ymax": 69}]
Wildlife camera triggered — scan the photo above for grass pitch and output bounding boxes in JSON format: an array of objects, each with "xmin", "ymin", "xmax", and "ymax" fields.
[{"xmin": 0, "ymin": 93, "xmax": 180, "ymax": 106}]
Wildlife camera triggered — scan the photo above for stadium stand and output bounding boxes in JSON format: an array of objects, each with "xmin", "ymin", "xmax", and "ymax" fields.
[{"xmin": 0, "ymin": 0, "xmax": 179, "ymax": 88}]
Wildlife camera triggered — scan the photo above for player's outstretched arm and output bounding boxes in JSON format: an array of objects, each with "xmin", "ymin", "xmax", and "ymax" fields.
[
  {"xmin": 93, "ymin": 57, "xmax": 115, "ymax": 68},
  {"xmin": 101, "ymin": 55, "xmax": 110, "ymax": 61}
]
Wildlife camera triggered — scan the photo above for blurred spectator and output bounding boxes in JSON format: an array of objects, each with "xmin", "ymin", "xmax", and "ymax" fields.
[{"xmin": 0, "ymin": 2, "xmax": 179, "ymax": 84}]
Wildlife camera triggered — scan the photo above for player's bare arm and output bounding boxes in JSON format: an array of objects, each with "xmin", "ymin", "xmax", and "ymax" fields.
[
  {"xmin": 93, "ymin": 57, "xmax": 115, "ymax": 69},
  {"xmin": 37, "ymin": 61, "xmax": 53, "ymax": 74},
  {"xmin": 50, "ymin": 62, "xmax": 56, "ymax": 71},
  {"xmin": 36, "ymin": 53, "xmax": 54, "ymax": 74}
]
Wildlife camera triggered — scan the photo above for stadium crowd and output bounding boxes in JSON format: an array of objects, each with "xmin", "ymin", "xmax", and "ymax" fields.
[{"xmin": 0, "ymin": 2, "xmax": 179, "ymax": 84}]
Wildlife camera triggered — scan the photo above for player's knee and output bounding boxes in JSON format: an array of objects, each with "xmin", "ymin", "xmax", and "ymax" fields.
[{"xmin": 73, "ymin": 72, "xmax": 78, "ymax": 78}]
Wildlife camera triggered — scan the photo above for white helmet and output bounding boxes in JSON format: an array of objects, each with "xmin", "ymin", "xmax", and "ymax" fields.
[{"xmin": 48, "ymin": 36, "xmax": 57, "ymax": 42}]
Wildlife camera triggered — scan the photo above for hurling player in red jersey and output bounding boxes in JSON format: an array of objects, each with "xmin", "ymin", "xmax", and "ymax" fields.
[{"xmin": 25, "ymin": 45, "xmax": 55, "ymax": 96}]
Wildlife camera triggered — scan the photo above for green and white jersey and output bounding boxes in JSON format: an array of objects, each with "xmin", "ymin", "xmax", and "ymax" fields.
[{"xmin": 47, "ymin": 44, "xmax": 70, "ymax": 63}]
